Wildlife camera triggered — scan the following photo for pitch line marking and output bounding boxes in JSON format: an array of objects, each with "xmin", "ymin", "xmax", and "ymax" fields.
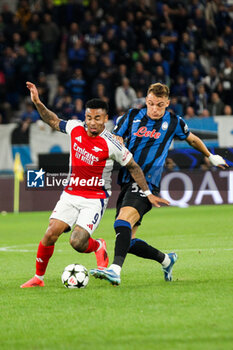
[{"xmin": 0, "ymin": 242, "xmax": 67, "ymax": 252}]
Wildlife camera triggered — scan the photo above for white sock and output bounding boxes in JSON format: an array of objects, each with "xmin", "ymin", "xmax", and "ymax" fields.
[
  {"xmin": 109, "ymin": 264, "xmax": 121, "ymax": 275},
  {"xmin": 35, "ymin": 274, "xmax": 44, "ymax": 281},
  {"xmin": 161, "ymin": 254, "xmax": 171, "ymax": 268}
]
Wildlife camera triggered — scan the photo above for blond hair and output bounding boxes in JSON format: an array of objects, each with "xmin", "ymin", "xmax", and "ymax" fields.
[{"xmin": 147, "ymin": 83, "xmax": 170, "ymax": 98}]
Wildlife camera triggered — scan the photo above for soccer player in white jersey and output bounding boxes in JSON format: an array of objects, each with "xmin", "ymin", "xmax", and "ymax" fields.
[{"xmin": 21, "ymin": 82, "xmax": 169, "ymax": 288}]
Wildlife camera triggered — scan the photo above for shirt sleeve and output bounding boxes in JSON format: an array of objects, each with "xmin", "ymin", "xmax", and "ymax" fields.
[
  {"xmin": 175, "ymin": 116, "xmax": 190, "ymax": 140},
  {"xmin": 59, "ymin": 120, "xmax": 67, "ymax": 133},
  {"xmin": 59, "ymin": 119, "xmax": 84, "ymax": 135},
  {"xmin": 111, "ymin": 144, "xmax": 133, "ymax": 166},
  {"xmin": 112, "ymin": 110, "xmax": 131, "ymax": 138},
  {"xmin": 105, "ymin": 132, "xmax": 133, "ymax": 166}
]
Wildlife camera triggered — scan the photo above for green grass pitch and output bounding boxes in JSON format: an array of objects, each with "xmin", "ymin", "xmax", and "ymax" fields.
[{"xmin": 0, "ymin": 205, "xmax": 233, "ymax": 350}]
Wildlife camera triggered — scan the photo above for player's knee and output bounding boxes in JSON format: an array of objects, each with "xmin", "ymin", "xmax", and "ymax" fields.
[
  {"xmin": 70, "ymin": 229, "xmax": 89, "ymax": 252},
  {"xmin": 43, "ymin": 221, "xmax": 64, "ymax": 245},
  {"xmin": 43, "ymin": 227, "xmax": 59, "ymax": 245},
  {"xmin": 117, "ymin": 207, "xmax": 140, "ymax": 227}
]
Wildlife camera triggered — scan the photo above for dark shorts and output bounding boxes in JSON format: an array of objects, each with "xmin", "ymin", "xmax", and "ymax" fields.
[{"xmin": 116, "ymin": 182, "xmax": 159, "ymax": 226}]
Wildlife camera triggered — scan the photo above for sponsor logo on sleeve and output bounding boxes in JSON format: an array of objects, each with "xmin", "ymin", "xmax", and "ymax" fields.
[{"xmin": 162, "ymin": 121, "xmax": 168, "ymax": 130}]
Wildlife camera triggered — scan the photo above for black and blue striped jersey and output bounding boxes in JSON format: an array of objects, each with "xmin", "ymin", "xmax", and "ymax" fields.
[{"xmin": 112, "ymin": 107, "xmax": 190, "ymax": 189}]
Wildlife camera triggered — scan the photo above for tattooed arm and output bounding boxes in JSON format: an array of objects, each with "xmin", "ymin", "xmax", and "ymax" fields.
[
  {"xmin": 26, "ymin": 81, "xmax": 61, "ymax": 131},
  {"xmin": 125, "ymin": 158, "xmax": 169, "ymax": 208}
]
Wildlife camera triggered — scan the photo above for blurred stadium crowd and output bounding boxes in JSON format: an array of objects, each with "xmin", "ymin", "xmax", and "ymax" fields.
[{"xmin": 0, "ymin": 0, "xmax": 233, "ymax": 126}]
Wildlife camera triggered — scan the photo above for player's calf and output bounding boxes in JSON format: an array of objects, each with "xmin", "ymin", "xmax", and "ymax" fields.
[
  {"xmin": 69, "ymin": 227, "xmax": 90, "ymax": 252},
  {"xmin": 20, "ymin": 220, "xmax": 67, "ymax": 288},
  {"xmin": 42, "ymin": 218, "xmax": 67, "ymax": 246},
  {"xmin": 70, "ymin": 227, "xmax": 108, "ymax": 268}
]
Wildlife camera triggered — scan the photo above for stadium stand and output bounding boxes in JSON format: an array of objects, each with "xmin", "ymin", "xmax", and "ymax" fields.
[
  {"xmin": 0, "ymin": 0, "xmax": 233, "ymax": 175},
  {"xmin": 0, "ymin": 0, "xmax": 232, "ymax": 122}
]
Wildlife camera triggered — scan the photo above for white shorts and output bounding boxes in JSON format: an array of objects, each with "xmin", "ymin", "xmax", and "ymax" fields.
[{"xmin": 50, "ymin": 191, "xmax": 109, "ymax": 235}]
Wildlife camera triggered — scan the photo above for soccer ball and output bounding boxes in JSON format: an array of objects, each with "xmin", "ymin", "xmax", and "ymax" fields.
[{"xmin": 61, "ymin": 264, "xmax": 89, "ymax": 289}]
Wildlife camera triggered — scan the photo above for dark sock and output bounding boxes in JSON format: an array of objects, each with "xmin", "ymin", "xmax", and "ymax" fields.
[
  {"xmin": 128, "ymin": 238, "xmax": 165, "ymax": 263},
  {"xmin": 112, "ymin": 219, "xmax": 131, "ymax": 267}
]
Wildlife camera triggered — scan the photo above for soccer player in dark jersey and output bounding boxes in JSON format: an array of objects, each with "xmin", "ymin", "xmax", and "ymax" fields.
[{"xmin": 90, "ymin": 83, "xmax": 228, "ymax": 285}]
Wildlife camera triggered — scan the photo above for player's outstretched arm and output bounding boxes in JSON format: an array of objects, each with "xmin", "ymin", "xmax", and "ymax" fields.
[
  {"xmin": 186, "ymin": 132, "xmax": 229, "ymax": 169},
  {"xmin": 125, "ymin": 158, "xmax": 170, "ymax": 208},
  {"xmin": 26, "ymin": 81, "xmax": 61, "ymax": 131}
]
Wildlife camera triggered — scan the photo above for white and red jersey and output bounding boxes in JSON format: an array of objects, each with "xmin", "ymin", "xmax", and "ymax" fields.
[{"xmin": 60, "ymin": 120, "xmax": 132, "ymax": 198}]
